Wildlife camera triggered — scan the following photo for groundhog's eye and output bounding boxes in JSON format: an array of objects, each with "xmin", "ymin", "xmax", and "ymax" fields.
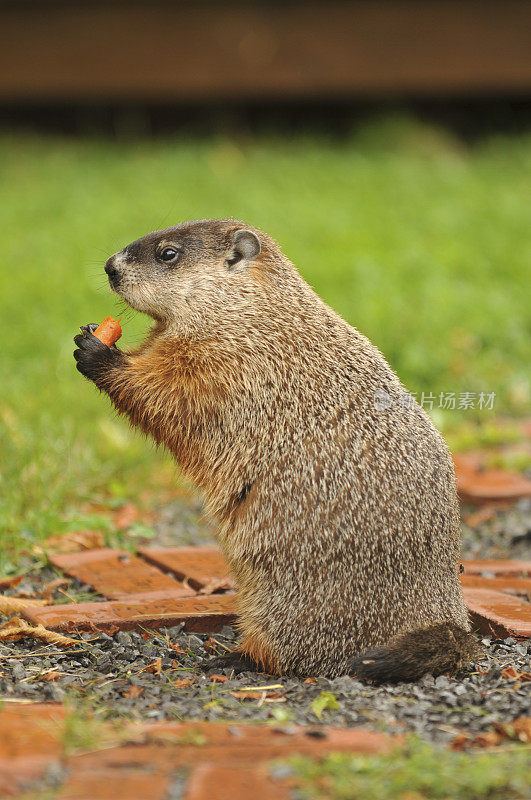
[{"xmin": 158, "ymin": 246, "xmax": 180, "ymax": 263}]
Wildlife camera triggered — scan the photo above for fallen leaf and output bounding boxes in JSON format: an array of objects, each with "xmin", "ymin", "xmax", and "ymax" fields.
[
  {"xmin": 512, "ymin": 717, "xmax": 531, "ymax": 742},
  {"xmin": 32, "ymin": 625, "xmax": 79, "ymax": 648},
  {"xmin": 169, "ymin": 642, "xmax": 186, "ymax": 655},
  {"xmin": 0, "ymin": 616, "xmax": 25, "ymax": 630},
  {"xmin": 209, "ymin": 674, "xmax": 228, "ymax": 683},
  {"xmin": 143, "ymin": 657, "xmax": 162, "ymax": 675},
  {"xmin": 37, "ymin": 530, "xmax": 105, "ymax": 555},
  {"xmin": 304, "ymin": 677, "xmax": 318, "ymax": 684},
  {"xmin": 203, "ymin": 636, "xmax": 219, "ymax": 653},
  {"xmin": 113, "ymin": 503, "xmax": 140, "ymax": 530},
  {"xmin": 230, "ymin": 688, "xmax": 285, "ymax": 702},
  {"xmin": 0, "ymin": 595, "xmax": 49, "ymax": 614},
  {"xmin": 474, "ymin": 731, "xmax": 502, "ymax": 748},
  {"xmin": 256, "ymin": 691, "xmax": 286, "ymax": 707},
  {"xmin": 450, "ymin": 733, "xmax": 470, "ymax": 750},
  {"xmin": 199, "ymin": 577, "xmax": 236, "ymax": 595},
  {"xmin": 0, "ymin": 619, "xmax": 78, "ymax": 648},
  {"xmin": 42, "ymin": 578, "xmax": 72, "ymax": 600},
  {"xmin": 173, "ymin": 678, "xmax": 192, "ymax": 688},
  {"xmin": 452, "ymin": 727, "xmax": 510, "ymax": 750},
  {"xmin": 502, "ymin": 666, "xmax": 531, "ymax": 682},
  {"xmin": 230, "ymin": 690, "xmax": 265, "ymax": 700},
  {"xmin": 39, "ymin": 671, "xmax": 61, "ymax": 682},
  {"xmin": 122, "ymin": 685, "xmax": 144, "ymax": 698},
  {"xmin": 502, "ymin": 666, "xmax": 519, "ymax": 680},
  {"xmin": 311, "ymin": 691, "xmax": 340, "ymax": 720},
  {"xmin": 0, "ymin": 575, "xmax": 23, "ymax": 590}
]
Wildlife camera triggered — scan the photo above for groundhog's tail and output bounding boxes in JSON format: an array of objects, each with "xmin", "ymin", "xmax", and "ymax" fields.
[{"xmin": 347, "ymin": 622, "xmax": 482, "ymax": 684}]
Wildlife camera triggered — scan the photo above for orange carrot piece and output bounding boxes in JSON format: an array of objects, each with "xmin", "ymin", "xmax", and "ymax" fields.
[{"xmin": 93, "ymin": 316, "xmax": 122, "ymax": 347}]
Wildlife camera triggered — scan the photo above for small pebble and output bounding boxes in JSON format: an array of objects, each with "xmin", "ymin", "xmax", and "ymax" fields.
[{"xmin": 11, "ymin": 663, "xmax": 25, "ymax": 681}]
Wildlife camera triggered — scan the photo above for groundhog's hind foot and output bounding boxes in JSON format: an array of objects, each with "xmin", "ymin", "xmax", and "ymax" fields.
[
  {"xmin": 203, "ymin": 650, "xmax": 263, "ymax": 676},
  {"xmin": 347, "ymin": 622, "xmax": 483, "ymax": 684}
]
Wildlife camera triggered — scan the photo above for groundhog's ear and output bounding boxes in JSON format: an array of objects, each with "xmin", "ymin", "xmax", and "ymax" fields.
[{"xmin": 225, "ymin": 229, "xmax": 261, "ymax": 270}]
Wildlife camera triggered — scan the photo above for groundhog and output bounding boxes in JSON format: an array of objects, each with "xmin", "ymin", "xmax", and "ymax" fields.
[{"xmin": 74, "ymin": 219, "xmax": 482, "ymax": 682}]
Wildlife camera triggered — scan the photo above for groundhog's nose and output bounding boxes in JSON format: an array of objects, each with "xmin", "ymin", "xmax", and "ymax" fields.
[{"xmin": 105, "ymin": 256, "xmax": 119, "ymax": 280}]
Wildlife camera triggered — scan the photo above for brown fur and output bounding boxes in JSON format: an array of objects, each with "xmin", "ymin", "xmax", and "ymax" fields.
[{"xmin": 75, "ymin": 219, "xmax": 482, "ymax": 680}]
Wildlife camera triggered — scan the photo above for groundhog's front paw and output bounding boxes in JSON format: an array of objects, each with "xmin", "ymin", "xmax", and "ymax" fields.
[{"xmin": 73, "ymin": 324, "xmax": 122, "ymax": 383}]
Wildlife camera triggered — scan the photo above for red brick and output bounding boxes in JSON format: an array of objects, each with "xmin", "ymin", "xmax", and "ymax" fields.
[
  {"xmin": 22, "ymin": 591, "xmax": 237, "ymax": 633},
  {"xmin": 58, "ymin": 770, "xmax": 170, "ymax": 800},
  {"xmin": 67, "ymin": 722, "xmax": 396, "ymax": 785},
  {"xmin": 124, "ymin": 721, "xmax": 397, "ymax": 761},
  {"xmin": 61, "ymin": 723, "xmax": 397, "ymax": 800},
  {"xmin": 462, "ymin": 559, "xmax": 531, "ymax": 578},
  {"xmin": 454, "ymin": 454, "xmax": 531, "ymax": 504},
  {"xmin": 460, "ymin": 574, "xmax": 531, "ymax": 597},
  {"xmin": 0, "ymin": 709, "xmax": 398, "ymax": 798},
  {"xmin": 463, "ymin": 587, "xmax": 531, "ymax": 638},
  {"xmin": 138, "ymin": 546, "xmax": 231, "ymax": 590},
  {"xmin": 0, "ymin": 702, "xmax": 65, "ymax": 797},
  {"xmin": 184, "ymin": 763, "xmax": 289, "ymax": 800},
  {"xmin": 50, "ymin": 548, "xmax": 188, "ymax": 600}
]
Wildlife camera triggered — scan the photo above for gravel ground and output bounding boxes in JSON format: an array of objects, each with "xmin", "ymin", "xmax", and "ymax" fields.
[
  {"xmin": 149, "ymin": 494, "xmax": 216, "ymax": 548},
  {"xmin": 1, "ymin": 500, "xmax": 529, "ymax": 743},
  {"xmin": 460, "ymin": 498, "xmax": 531, "ymax": 560},
  {"xmin": 0, "ymin": 624, "xmax": 529, "ymax": 743}
]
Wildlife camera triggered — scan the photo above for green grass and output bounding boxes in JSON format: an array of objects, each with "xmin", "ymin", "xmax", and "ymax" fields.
[
  {"xmin": 284, "ymin": 738, "xmax": 531, "ymax": 800},
  {"xmin": 1, "ymin": 117, "xmax": 530, "ymax": 569}
]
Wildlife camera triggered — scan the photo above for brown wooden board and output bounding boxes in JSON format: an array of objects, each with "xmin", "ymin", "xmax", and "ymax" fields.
[{"xmin": 1, "ymin": 2, "xmax": 530, "ymax": 102}]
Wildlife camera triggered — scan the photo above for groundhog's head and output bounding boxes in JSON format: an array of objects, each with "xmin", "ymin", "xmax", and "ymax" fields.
[{"xmin": 104, "ymin": 219, "xmax": 280, "ymax": 325}]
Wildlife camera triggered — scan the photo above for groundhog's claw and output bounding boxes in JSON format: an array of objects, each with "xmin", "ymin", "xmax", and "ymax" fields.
[
  {"xmin": 79, "ymin": 323, "xmax": 120, "ymax": 348},
  {"xmin": 73, "ymin": 324, "xmax": 122, "ymax": 384},
  {"xmin": 80, "ymin": 323, "xmax": 99, "ymax": 336}
]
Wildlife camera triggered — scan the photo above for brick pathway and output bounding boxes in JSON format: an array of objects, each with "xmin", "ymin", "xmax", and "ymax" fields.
[
  {"xmin": 0, "ymin": 701, "xmax": 396, "ymax": 798},
  {"xmin": 14, "ymin": 547, "xmax": 531, "ymax": 639},
  {"xmin": 2, "ymin": 549, "xmax": 530, "ymax": 796},
  {"xmin": 0, "ymin": 703, "xmax": 66, "ymax": 798}
]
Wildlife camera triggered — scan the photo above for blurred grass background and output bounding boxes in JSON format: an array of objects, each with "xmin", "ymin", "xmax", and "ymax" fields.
[{"xmin": 1, "ymin": 116, "xmax": 530, "ymax": 569}]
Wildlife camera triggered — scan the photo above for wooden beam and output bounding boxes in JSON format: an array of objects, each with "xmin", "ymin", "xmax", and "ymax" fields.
[{"xmin": 1, "ymin": 1, "xmax": 530, "ymax": 101}]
